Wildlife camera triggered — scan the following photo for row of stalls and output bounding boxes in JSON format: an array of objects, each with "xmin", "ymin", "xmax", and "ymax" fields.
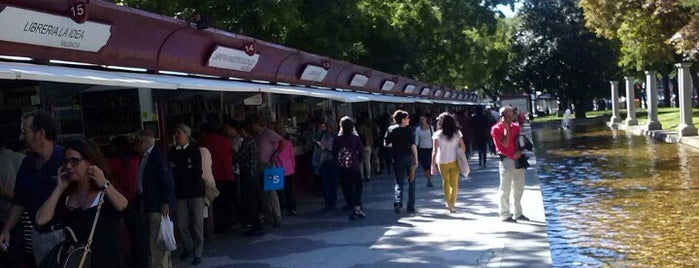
[
  {"xmin": 0, "ymin": 60, "xmax": 469, "ymax": 149},
  {"xmin": 0, "ymin": 0, "xmax": 490, "ymax": 193}
]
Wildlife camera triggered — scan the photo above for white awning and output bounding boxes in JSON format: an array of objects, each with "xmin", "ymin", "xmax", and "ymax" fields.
[
  {"xmin": 119, "ymin": 72, "xmax": 263, "ymax": 92},
  {"xmin": 0, "ymin": 67, "xmax": 16, "ymax": 79},
  {"xmin": 261, "ymin": 85, "xmax": 370, "ymax": 103},
  {"xmin": 0, "ymin": 61, "xmax": 177, "ymax": 89},
  {"xmin": 433, "ymin": 100, "xmax": 477, "ymax": 105},
  {"xmin": 367, "ymin": 93, "xmax": 417, "ymax": 104},
  {"xmin": 0, "ymin": 61, "xmax": 485, "ymax": 104}
]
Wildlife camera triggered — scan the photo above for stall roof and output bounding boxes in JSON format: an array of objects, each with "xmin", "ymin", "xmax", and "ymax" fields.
[
  {"xmin": 433, "ymin": 100, "xmax": 479, "ymax": 105},
  {"xmin": 261, "ymin": 85, "xmax": 371, "ymax": 103},
  {"xmin": 0, "ymin": 61, "xmax": 178, "ymax": 89},
  {"xmin": 120, "ymin": 72, "xmax": 263, "ymax": 92},
  {"xmin": 0, "ymin": 61, "xmax": 454, "ymax": 104}
]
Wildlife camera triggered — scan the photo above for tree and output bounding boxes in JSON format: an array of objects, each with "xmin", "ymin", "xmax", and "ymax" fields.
[
  {"xmin": 510, "ymin": 0, "xmax": 620, "ymax": 118},
  {"xmin": 579, "ymin": 0, "xmax": 694, "ymax": 106},
  {"xmin": 116, "ymin": 0, "xmax": 518, "ymax": 96}
]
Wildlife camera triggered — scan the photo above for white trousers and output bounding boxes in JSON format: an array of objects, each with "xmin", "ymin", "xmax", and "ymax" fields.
[{"xmin": 498, "ymin": 158, "xmax": 526, "ymax": 220}]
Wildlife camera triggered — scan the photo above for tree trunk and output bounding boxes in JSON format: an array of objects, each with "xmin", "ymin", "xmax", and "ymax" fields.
[
  {"xmin": 672, "ymin": 78, "xmax": 679, "ymax": 108},
  {"xmin": 573, "ymin": 98, "xmax": 587, "ymax": 119}
]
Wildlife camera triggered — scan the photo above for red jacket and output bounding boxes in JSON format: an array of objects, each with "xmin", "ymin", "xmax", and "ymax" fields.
[{"xmin": 205, "ymin": 132, "xmax": 234, "ymax": 182}]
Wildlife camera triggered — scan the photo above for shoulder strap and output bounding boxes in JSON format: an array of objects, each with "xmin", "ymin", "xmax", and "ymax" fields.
[{"xmin": 78, "ymin": 190, "xmax": 106, "ymax": 268}]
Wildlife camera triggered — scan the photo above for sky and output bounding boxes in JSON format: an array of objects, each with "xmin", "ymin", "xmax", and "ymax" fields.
[{"xmin": 495, "ymin": 3, "xmax": 522, "ymax": 18}]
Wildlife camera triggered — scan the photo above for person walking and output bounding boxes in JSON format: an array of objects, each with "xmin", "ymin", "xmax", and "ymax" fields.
[
  {"xmin": 355, "ymin": 117, "xmax": 373, "ymax": 183},
  {"xmin": 384, "ymin": 110, "xmax": 419, "ymax": 215},
  {"xmin": 36, "ymin": 138, "xmax": 128, "ymax": 268},
  {"xmin": 133, "ymin": 129, "xmax": 176, "ymax": 268},
  {"xmin": 415, "ymin": 115, "xmax": 434, "ymax": 187},
  {"xmin": 201, "ymin": 123, "xmax": 235, "ymax": 234},
  {"xmin": 431, "ymin": 113, "xmax": 466, "ymax": 213},
  {"xmin": 273, "ymin": 122, "xmax": 297, "ymax": 216},
  {"xmin": 107, "ymin": 136, "xmax": 147, "ymax": 268},
  {"xmin": 250, "ymin": 116, "xmax": 285, "ymax": 227},
  {"xmin": 235, "ymin": 120, "xmax": 265, "ymax": 236},
  {"xmin": 332, "ymin": 116, "xmax": 365, "ymax": 220},
  {"xmin": 316, "ymin": 123, "xmax": 339, "ymax": 211},
  {"xmin": 491, "ymin": 106, "xmax": 528, "ymax": 223},
  {"xmin": 471, "ymin": 107, "xmax": 491, "ymax": 167},
  {"xmin": 168, "ymin": 124, "xmax": 205, "ymax": 265},
  {"xmin": 0, "ymin": 112, "xmax": 66, "ymax": 266}
]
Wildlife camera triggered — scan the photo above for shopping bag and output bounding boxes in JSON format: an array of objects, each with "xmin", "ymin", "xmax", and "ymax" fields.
[
  {"xmin": 157, "ymin": 215, "xmax": 177, "ymax": 251},
  {"xmin": 263, "ymin": 166, "xmax": 285, "ymax": 191},
  {"xmin": 456, "ymin": 147, "xmax": 470, "ymax": 178}
]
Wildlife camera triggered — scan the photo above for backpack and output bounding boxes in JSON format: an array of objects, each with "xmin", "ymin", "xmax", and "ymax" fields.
[{"xmin": 337, "ymin": 146, "xmax": 355, "ymax": 168}]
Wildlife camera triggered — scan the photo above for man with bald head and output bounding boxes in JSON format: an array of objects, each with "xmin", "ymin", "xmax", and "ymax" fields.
[{"xmin": 491, "ymin": 106, "xmax": 528, "ymax": 223}]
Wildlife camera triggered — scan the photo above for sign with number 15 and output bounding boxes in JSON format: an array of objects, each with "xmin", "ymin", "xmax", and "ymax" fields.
[{"xmin": 67, "ymin": 0, "xmax": 89, "ymax": 24}]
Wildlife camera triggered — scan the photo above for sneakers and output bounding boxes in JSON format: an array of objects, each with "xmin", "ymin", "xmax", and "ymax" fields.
[
  {"xmin": 516, "ymin": 215, "xmax": 530, "ymax": 221},
  {"xmin": 426, "ymin": 181, "xmax": 434, "ymax": 188},
  {"xmin": 502, "ymin": 218, "xmax": 517, "ymax": 223}
]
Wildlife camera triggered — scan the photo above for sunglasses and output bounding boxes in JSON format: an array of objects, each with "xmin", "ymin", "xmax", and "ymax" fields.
[{"xmin": 63, "ymin": 157, "xmax": 84, "ymax": 167}]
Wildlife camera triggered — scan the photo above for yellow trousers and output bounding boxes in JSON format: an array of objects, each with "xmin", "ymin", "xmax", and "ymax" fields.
[{"xmin": 438, "ymin": 161, "xmax": 459, "ymax": 208}]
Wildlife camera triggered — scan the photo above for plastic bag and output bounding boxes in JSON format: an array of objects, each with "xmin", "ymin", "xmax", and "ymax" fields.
[
  {"xmin": 263, "ymin": 166, "xmax": 285, "ymax": 191},
  {"xmin": 456, "ymin": 147, "xmax": 470, "ymax": 178},
  {"xmin": 157, "ymin": 215, "xmax": 177, "ymax": 251}
]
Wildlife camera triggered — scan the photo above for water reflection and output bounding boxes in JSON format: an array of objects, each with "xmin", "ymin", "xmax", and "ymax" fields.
[{"xmin": 534, "ymin": 125, "xmax": 699, "ymax": 267}]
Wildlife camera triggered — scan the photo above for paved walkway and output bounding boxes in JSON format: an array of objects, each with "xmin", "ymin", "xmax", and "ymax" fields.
[{"xmin": 175, "ymin": 128, "xmax": 552, "ymax": 267}]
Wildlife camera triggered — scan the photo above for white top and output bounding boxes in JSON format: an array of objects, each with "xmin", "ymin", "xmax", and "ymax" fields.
[
  {"xmin": 432, "ymin": 130, "xmax": 463, "ymax": 164},
  {"xmin": 0, "ymin": 149, "xmax": 24, "ymax": 222},
  {"xmin": 415, "ymin": 125, "xmax": 434, "ymax": 149}
]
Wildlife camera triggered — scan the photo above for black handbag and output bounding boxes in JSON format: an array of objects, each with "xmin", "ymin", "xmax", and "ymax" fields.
[
  {"xmin": 41, "ymin": 191, "xmax": 106, "ymax": 268},
  {"xmin": 515, "ymin": 134, "xmax": 532, "ymax": 169},
  {"xmin": 515, "ymin": 154, "xmax": 530, "ymax": 169}
]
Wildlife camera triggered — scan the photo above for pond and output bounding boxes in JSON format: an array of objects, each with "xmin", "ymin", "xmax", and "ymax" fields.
[{"xmin": 533, "ymin": 124, "xmax": 699, "ymax": 267}]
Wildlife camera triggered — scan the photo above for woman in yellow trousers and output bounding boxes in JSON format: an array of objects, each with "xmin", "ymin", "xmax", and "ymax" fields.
[{"xmin": 431, "ymin": 112, "xmax": 466, "ymax": 213}]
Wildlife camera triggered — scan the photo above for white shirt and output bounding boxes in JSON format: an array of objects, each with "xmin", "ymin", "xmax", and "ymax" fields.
[
  {"xmin": 0, "ymin": 148, "xmax": 25, "ymax": 222},
  {"xmin": 432, "ymin": 130, "xmax": 463, "ymax": 164},
  {"xmin": 415, "ymin": 125, "xmax": 434, "ymax": 149}
]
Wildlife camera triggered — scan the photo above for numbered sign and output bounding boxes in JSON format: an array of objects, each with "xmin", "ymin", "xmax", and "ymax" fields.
[{"xmin": 68, "ymin": 0, "xmax": 89, "ymax": 24}]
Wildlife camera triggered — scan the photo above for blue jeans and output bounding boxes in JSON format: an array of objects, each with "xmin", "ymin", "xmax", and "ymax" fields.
[
  {"xmin": 320, "ymin": 160, "xmax": 339, "ymax": 209},
  {"xmin": 393, "ymin": 155, "xmax": 416, "ymax": 210}
]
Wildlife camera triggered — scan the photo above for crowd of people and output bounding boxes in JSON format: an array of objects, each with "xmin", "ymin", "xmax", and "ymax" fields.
[{"xmin": 0, "ymin": 105, "xmax": 532, "ymax": 268}]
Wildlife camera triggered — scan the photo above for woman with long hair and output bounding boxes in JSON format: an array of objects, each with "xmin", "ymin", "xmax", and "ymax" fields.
[
  {"xmin": 431, "ymin": 112, "xmax": 466, "ymax": 213},
  {"xmin": 36, "ymin": 138, "xmax": 128, "ymax": 267},
  {"xmin": 332, "ymin": 116, "xmax": 365, "ymax": 220}
]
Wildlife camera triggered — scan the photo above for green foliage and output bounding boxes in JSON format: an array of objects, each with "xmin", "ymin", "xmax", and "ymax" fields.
[
  {"xmin": 115, "ymin": 0, "xmax": 518, "ymax": 95},
  {"xmin": 579, "ymin": 0, "xmax": 692, "ymax": 71},
  {"xmin": 510, "ymin": 0, "xmax": 620, "ymax": 117}
]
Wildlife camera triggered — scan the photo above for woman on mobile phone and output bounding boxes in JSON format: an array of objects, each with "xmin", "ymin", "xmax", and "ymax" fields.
[{"xmin": 36, "ymin": 138, "xmax": 128, "ymax": 268}]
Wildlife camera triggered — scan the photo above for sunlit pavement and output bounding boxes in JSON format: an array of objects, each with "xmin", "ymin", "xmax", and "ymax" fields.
[{"xmin": 174, "ymin": 126, "xmax": 552, "ymax": 268}]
